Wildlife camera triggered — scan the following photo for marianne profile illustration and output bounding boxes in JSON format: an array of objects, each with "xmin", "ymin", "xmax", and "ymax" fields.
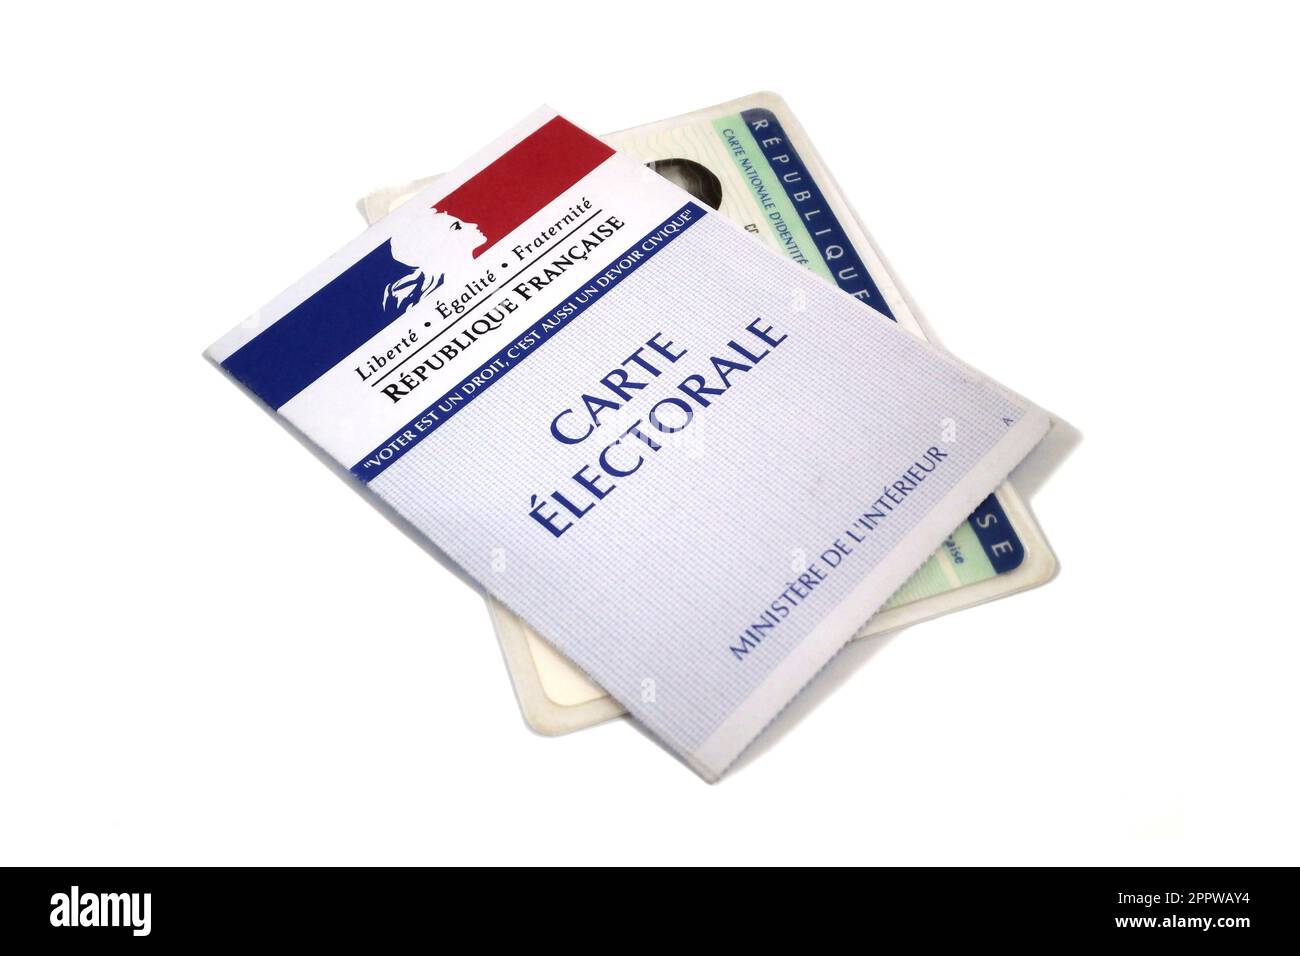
[{"xmin": 382, "ymin": 208, "xmax": 486, "ymax": 317}]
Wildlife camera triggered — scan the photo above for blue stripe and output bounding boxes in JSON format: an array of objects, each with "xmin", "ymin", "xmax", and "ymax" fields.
[
  {"xmin": 351, "ymin": 202, "xmax": 706, "ymax": 482},
  {"xmin": 969, "ymin": 493, "xmax": 1025, "ymax": 573},
  {"xmin": 222, "ymin": 240, "xmax": 414, "ymax": 410},
  {"xmin": 740, "ymin": 107, "xmax": 895, "ymax": 320}
]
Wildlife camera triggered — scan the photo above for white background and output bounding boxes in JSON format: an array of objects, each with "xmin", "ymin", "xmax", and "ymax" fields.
[{"xmin": 2, "ymin": 1, "xmax": 1296, "ymax": 865}]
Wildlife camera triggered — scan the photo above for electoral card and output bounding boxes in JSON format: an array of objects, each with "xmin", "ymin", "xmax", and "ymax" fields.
[
  {"xmin": 360, "ymin": 93, "xmax": 1057, "ymax": 735},
  {"xmin": 212, "ymin": 107, "xmax": 1050, "ymax": 779}
]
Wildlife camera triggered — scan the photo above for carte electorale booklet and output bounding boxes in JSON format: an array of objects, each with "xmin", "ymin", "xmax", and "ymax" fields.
[{"xmin": 207, "ymin": 107, "xmax": 1050, "ymax": 780}]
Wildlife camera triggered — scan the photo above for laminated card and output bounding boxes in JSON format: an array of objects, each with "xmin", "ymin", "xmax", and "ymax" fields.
[{"xmin": 207, "ymin": 108, "xmax": 1050, "ymax": 780}]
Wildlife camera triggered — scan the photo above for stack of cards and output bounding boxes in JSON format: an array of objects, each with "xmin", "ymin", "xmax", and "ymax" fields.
[
  {"xmin": 211, "ymin": 94, "xmax": 1054, "ymax": 780},
  {"xmin": 357, "ymin": 93, "xmax": 1057, "ymax": 738}
]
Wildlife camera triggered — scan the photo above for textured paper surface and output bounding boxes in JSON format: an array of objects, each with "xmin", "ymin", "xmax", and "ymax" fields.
[
  {"xmin": 211, "ymin": 107, "xmax": 1049, "ymax": 778},
  {"xmin": 359, "ymin": 92, "xmax": 1056, "ymax": 736}
]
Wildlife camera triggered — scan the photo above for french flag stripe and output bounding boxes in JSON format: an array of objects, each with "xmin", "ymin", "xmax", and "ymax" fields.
[{"xmin": 221, "ymin": 116, "xmax": 613, "ymax": 411}]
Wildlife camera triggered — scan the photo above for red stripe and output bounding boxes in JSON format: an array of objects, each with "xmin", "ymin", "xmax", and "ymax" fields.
[{"xmin": 435, "ymin": 116, "xmax": 614, "ymax": 257}]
